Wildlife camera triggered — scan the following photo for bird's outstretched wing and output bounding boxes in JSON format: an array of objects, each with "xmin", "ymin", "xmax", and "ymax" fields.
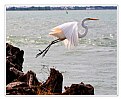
[{"xmin": 59, "ymin": 22, "xmax": 79, "ymax": 48}]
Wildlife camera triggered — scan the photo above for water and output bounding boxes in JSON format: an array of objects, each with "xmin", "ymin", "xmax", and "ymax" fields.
[{"xmin": 6, "ymin": 10, "xmax": 117, "ymax": 95}]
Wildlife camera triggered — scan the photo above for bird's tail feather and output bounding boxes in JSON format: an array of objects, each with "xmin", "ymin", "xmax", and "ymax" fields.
[{"xmin": 63, "ymin": 39, "xmax": 78, "ymax": 49}]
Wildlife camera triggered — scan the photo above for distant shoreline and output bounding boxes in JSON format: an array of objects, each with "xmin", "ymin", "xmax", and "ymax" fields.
[
  {"xmin": 6, "ymin": 9, "xmax": 117, "ymax": 11},
  {"xmin": 6, "ymin": 6, "xmax": 117, "ymax": 11}
]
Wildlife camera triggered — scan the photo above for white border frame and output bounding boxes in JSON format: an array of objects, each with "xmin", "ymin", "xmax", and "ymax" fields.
[{"xmin": 0, "ymin": 0, "xmax": 120, "ymax": 99}]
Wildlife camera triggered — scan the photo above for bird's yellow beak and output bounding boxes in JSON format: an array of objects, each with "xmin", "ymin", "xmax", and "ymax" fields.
[{"xmin": 88, "ymin": 18, "xmax": 99, "ymax": 20}]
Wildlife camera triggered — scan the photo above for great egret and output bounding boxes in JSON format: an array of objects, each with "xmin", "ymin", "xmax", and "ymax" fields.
[{"xmin": 36, "ymin": 18, "xmax": 99, "ymax": 58}]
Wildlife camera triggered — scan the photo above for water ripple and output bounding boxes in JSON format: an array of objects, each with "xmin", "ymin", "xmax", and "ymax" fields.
[{"xmin": 7, "ymin": 34, "xmax": 117, "ymax": 47}]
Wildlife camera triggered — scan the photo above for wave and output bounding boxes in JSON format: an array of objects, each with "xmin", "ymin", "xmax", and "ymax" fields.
[
  {"xmin": 79, "ymin": 37, "xmax": 117, "ymax": 47},
  {"xmin": 6, "ymin": 35, "xmax": 117, "ymax": 47}
]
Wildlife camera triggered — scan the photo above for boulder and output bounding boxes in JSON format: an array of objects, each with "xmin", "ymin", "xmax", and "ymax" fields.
[
  {"xmin": 62, "ymin": 82, "xmax": 94, "ymax": 95},
  {"xmin": 6, "ymin": 43, "xmax": 94, "ymax": 95},
  {"xmin": 6, "ymin": 43, "xmax": 24, "ymax": 84}
]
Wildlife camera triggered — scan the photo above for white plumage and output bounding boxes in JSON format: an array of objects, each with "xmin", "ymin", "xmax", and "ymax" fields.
[
  {"xmin": 49, "ymin": 22, "xmax": 79, "ymax": 48},
  {"xmin": 36, "ymin": 18, "xmax": 99, "ymax": 57}
]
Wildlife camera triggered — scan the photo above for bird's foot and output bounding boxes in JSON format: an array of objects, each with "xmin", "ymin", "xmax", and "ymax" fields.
[
  {"xmin": 35, "ymin": 49, "xmax": 43, "ymax": 58},
  {"xmin": 39, "ymin": 49, "xmax": 42, "ymax": 52}
]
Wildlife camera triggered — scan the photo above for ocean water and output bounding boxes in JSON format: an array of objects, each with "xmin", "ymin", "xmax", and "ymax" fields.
[{"xmin": 6, "ymin": 10, "xmax": 117, "ymax": 95}]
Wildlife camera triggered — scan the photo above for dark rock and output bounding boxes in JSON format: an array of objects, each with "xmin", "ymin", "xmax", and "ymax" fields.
[
  {"xmin": 6, "ymin": 43, "xmax": 24, "ymax": 84},
  {"xmin": 17, "ymin": 70, "xmax": 40, "ymax": 87},
  {"xmin": 9, "ymin": 67, "xmax": 24, "ymax": 77},
  {"xmin": 43, "ymin": 68, "xmax": 63, "ymax": 93},
  {"xmin": 6, "ymin": 43, "xmax": 24, "ymax": 68},
  {"xmin": 6, "ymin": 43, "xmax": 94, "ymax": 95},
  {"xmin": 6, "ymin": 82, "xmax": 28, "ymax": 91},
  {"xmin": 6, "ymin": 84, "xmax": 37, "ymax": 95},
  {"xmin": 6, "ymin": 66, "xmax": 41, "ymax": 95},
  {"xmin": 62, "ymin": 82, "xmax": 94, "ymax": 95}
]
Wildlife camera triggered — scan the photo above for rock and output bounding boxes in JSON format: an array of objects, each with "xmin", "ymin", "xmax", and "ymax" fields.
[
  {"xmin": 6, "ymin": 67, "xmax": 63, "ymax": 95},
  {"xmin": 6, "ymin": 82, "xmax": 28, "ymax": 91},
  {"xmin": 6, "ymin": 43, "xmax": 94, "ymax": 95},
  {"xmin": 62, "ymin": 82, "xmax": 94, "ymax": 95},
  {"xmin": 17, "ymin": 70, "xmax": 41, "ymax": 87},
  {"xmin": 6, "ymin": 70, "xmax": 41, "ymax": 95},
  {"xmin": 9, "ymin": 67, "xmax": 24, "ymax": 77},
  {"xmin": 6, "ymin": 43, "xmax": 24, "ymax": 68},
  {"xmin": 6, "ymin": 82, "xmax": 37, "ymax": 95},
  {"xmin": 39, "ymin": 68, "xmax": 63, "ymax": 94},
  {"xmin": 6, "ymin": 43, "xmax": 24, "ymax": 84}
]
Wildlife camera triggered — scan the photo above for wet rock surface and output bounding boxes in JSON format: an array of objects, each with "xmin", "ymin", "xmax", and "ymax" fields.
[{"xmin": 6, "ymin": 43, "xmax": 94, "ymax": 95}]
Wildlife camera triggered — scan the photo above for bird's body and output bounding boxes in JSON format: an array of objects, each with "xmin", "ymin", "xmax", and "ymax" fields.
[
  {"xmin": 49, "ymin": 22, "xmax": 78, "ymax": 40},
  {"xmin": 49, "ymin": 22, "xmax": 79, "ymax": 48},
  {"xmin": 36, "ymin": 18, "xmax": 99, "ymax": 58},
  {"xmin": 49, "ymin": 27, "xmax": 65, "ymax": 40}
]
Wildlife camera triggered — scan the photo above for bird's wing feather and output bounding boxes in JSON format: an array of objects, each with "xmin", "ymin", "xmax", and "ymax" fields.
[
  {"xmin": 49, "ymin": 22, "xmax": 79, "ymax": 49},
  {"xmin": 60, "ymin": 22, "xmax": 79, "ymax": 48}
]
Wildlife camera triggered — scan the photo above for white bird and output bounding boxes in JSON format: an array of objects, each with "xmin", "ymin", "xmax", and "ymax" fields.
[{"xmin": 36, "ymin": 18, "xmax": 99, "ymax": 58}]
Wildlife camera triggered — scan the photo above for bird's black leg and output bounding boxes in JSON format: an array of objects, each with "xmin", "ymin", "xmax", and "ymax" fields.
[
  {"xmin": 36, "ymin": 39, "xmax": 60, "ymax": 58},
  {"xmin": 41, "ymin": 39, "xmax": 60, "ymax": 57}
]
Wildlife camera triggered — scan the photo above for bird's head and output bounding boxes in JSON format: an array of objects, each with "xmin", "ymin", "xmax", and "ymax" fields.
[
  {"xmin": 86, "ymin": 18, "xmax": 99, "ymax": 21},
  {"xmin": 82, "ymin": 18, "xmax": 99, "ymax": 27}
]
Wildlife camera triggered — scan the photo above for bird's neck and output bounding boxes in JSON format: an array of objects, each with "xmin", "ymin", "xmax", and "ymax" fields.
[{"xmin": 78, "ymin": 19, "xmax": 88, "ymax": 38}]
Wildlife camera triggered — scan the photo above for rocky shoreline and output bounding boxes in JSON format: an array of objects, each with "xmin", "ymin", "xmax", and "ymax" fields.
[{"xmin": 6, "ymin": 43, "xmax": 94, "ymax": 95}]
